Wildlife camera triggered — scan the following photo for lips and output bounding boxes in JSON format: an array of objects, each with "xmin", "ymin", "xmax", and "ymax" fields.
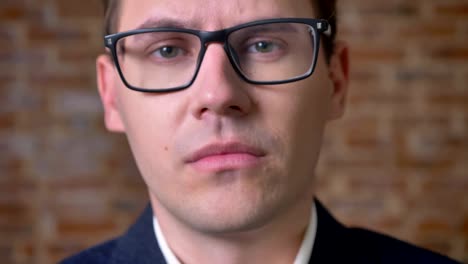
[
  {"xmin": 184, "ymin": 142, "xmax": 266, "ymax": 171},
  {"xmin": 186, "ymin": 142, "xmax": 266, "ymax": 163}
]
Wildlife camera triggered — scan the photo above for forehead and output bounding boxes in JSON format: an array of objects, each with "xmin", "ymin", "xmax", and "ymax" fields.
[{"xmin": 118, "ymin": 0, "xmax": 316, "ymax": 32}]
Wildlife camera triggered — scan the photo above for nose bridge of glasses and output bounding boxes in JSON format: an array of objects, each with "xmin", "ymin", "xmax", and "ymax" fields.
[
  {"xmin": 197, "ymin": 29, "xmax": 239, "ymax": 71},
  {"xmin": 199, "ymin": 29, "xmax": 229, "ymax": 47}
]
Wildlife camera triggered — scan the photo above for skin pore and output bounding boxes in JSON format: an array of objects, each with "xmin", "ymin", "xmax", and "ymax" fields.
[{"xmin": 97, "ymin": 0, "xmax": 349, "ymax": 263}]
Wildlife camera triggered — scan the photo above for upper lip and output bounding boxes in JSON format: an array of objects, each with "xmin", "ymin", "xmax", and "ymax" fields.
[{"xmin": 185, "ymin": 142, "xmax": 266, "ymax": 163}]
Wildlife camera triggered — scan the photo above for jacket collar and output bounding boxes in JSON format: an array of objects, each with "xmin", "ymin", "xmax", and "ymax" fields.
[
  {"xmin": 309, "ymin": 199, "xmax": 349, "ymax": 263},
  {"xmin": 110, "ymin": 204, "xmax": 166, "ymax": 264},
  {"xmin": 109, "ymin": 199, "xmax": 347, "ymax": 264}
]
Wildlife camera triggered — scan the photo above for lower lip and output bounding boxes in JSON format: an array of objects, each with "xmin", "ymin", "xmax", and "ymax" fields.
[{"xmin": 189, "ymin": 153, "xmax": 262, "ymax": 172}]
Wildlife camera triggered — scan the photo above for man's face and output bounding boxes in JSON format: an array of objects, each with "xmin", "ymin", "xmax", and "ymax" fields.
[{"xmin": 98, "ymin": 0, "xmax": 347, "ymax": 233}]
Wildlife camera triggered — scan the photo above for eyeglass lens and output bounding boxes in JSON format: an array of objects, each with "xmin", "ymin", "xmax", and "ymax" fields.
[{"xmin": 115, "ymin": 22, "xmax": 317, "ymax": 90}]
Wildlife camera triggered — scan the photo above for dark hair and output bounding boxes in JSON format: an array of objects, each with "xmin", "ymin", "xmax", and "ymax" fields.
[{"xmin": 101, "ymin": 0, "xmax": 336, "ymax": 59}]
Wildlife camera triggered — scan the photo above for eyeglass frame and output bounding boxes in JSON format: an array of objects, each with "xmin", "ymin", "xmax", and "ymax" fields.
[{"xmin": 104, "ymin": 17, "xmax": 331, "ymax": 93}]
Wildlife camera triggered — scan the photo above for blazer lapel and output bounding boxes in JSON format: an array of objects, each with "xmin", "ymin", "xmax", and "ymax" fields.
[
  {"xmin": 109, "ymin": 204, "xmax": 166, "ymax": 264},
  {"xmin": 309, "ymin": 199, "xmax": 351, "ymax": 263}
]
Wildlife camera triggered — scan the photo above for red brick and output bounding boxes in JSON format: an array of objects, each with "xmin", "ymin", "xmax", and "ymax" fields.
[
  {"xmin": 0, "ymin": 6, "xmax": 27, "ymax": 20},
  {"xmin": 347, "ymin": 89, "xmax": 411, "ymax": 108},
  {"xmin": 27, "ymin": 25, "xmax": 90, "ymax": 43},
  {"xmin": 344, "ymin": 118, "xmax": 380, "ymax": 148},
  {"xmin": 348, "ymin": 174, "xmax": 406, "ymax": 194},
  {"xmin": 418, "ymin": 219, "xmax": 452, "ymax": 234},
  {"xmin": 28, "ymin": 72, "xmax": 94, "ymax": 89},
  {"xmin": 323, "ymin": 155, "xmax": 386, "ymax": 169},
  {"xmin": 51, "ymin": 175, "xmax": 110, "ymax": 187},
  {"xmin": 339, "ymin": 22, "xmax": 382, "ymax": 41},
  {"xmin": 0, "ymin": 158, "xmax": 26, "ymax": 176},
  {"xmin": 0, "ymin": 75, "xmax": 15, "ymax": 87},
  {"xmin": 343, "ymin": 2, "xmax": 419, "ymax": 17},
  {"xmin": 54, "ymin": 1, "xmax": 103, "ymax": 18},
  {"xmin": 463, "ymin": 216, "xmax": 468, "ymax": 236},
  {"xmin": 0, "ymin": 203, "xmax": 29, "ymax": 218},
  {"xmin": 0, "ymin": 113, "xmax": 15, "ymax": 129},
  {"xmin": 57, "ymin": 219, "xmax": 117, "ymax": 237},
  {"xmin": 0, "ymin": 244, "xmax": 13, "ymax": 264},
  {"xmin": 0, "ymin": 219, "xmax": 33, "ymax": 239},
  {"xmin": 57, "ymin": 48, "xmax": 102, "ymax": 65},
  {"xmin": 428, "ymin": 93, "xmax": 468, "ymax": 108},
  {"xmin": 0, "ymin": 48, "xmax": 47, "ymax": 65},
  {"xmin": 394, "ymin": 132, "xmax": 455, "ymax": 170},
  {"xmin": 432, "ymin": 46, "xmax": 468, "ymax": 60},
  {"xmin": 374, "ymin": 215, "xmax": 405, "ymax": 232},
  {"xmin": 398, "ymin": 22, "xmax": 456, "ymax": 39},
  {"xmin": 422, "ymin": 178, "xmax": 468, "ymax": 196},
  {"xmin": 0, "ymin": 181, "xmax": 36, "ymax": 195},
  {"xmin": 434, "ymin": 3, "xmax": 468, "ymax": 16},
  {"xmin": 350, "ymin": 47, "xmax": 405, "ymax": 63},
  {"xmin": 0, "ymin": 28, "xmax": 15, "ymax": 44},
  {"xmin": 349, "ymin": 67, "xmax": 381, "ymax": 84},
  {"xmin": 395, "ymin": 68, "xmax": 454, "ymax": 86}
]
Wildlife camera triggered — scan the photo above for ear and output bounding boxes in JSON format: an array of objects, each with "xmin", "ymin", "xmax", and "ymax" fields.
[
  {"xmin": 96, "ymin": 54, "xmax": 126, "ymax": 132},
  {"xmin": 327, "ymin": 41, "xmax": 349, "ymax": 120}
]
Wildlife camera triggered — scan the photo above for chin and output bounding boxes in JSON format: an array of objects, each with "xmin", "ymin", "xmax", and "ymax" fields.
[
  {"xmin": 189, "ymin": 207, "xmax": 278, "ymax": 234},
  {"xmin": 175, "ymin": 184, "xmax": 286, "ymax": 234}
]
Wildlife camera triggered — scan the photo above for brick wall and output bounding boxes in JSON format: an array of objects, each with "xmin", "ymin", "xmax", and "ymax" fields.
[{"xmin": 0, "ymin": 0, "xmax": 466, "ymax": 263}]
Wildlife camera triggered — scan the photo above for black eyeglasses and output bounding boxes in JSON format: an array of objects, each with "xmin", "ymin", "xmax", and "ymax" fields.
[{"xmin": 104, "ymin": 18, "xmax": 330, "ymax": 93}]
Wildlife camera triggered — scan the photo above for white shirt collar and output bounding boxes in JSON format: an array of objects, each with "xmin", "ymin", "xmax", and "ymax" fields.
[
  {"xmin": 153, "ymin": 202, "xmax": 317, "ymax": 264},
  {"xmin": 153, "ymin": 214, "xmax": 181, "ymax": 264},
  {"xmin": 294, "ymin": 201, "xmax": 317, "ymax": 264}
]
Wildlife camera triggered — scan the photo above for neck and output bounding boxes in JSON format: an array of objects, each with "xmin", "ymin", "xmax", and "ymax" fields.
[{"xmin": 150, "ymin": 192, "xmax": 314, "ymax": 264}]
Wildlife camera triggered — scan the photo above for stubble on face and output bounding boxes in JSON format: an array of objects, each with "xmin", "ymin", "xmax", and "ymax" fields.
[{"xmin": 114, "ymin": 0, "xmax": 333, "ymax": 235}]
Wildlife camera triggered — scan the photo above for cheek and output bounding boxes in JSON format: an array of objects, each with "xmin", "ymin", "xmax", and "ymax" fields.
[
  {"xmin": 294, "ymin": 84, "xmax": 331, "ymax": 146},
  {"xmin": 117, "ymin": 84, "xmax": 180, "ymax": 145},
  {"xmin": 259, "ymin": 77, "xmax": 332, "ymax": 171},
  {"xmin": 265, "ymin": 78, "xmax": 331, "ymax": 134},
  {"xmin": 116, "ymin": 89, "xmax": 179, "ymax": 179}
]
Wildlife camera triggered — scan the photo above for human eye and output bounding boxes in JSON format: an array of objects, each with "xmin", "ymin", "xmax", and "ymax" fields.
[
  {"xmin": 151, "ymin": 45, "xmax": 185, "ymax": 59},
  {"xmin": 239, "ymin": 37, "xmax": 287, "ymax": 62},
  {"xmin": 141, "ymin": 33, "xmax": 196, "ymax": 63},
  {"xmin": 246, "ymin": 40, "xmax": 280, "ymax": 53}
]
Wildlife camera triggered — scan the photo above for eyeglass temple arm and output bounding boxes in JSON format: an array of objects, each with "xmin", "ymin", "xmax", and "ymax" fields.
[{"xmin": 317, "ymin": 20, "xmax": 332, "ymax": 37}]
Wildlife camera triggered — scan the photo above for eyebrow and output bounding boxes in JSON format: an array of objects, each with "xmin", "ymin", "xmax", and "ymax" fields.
[
  {"xmin": 229, "ymin": 23, "xmax": 301, "ymax": 40},
  {"xmin": 134, "ymin": 17, "xmax": 303, "ymax": 33},
  {"xmin": 135, "ymin": 17, "xmax": 198, "ymax": 30}
]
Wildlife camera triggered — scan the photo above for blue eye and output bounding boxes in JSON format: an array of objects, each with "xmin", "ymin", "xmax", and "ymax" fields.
[
  {"xmin": 154, "ymin": 46, "xmax": 182, "ymax": 58},
  {"xmin": 248, "ymin": 41, "xmax": 278, "ymax": 53}
]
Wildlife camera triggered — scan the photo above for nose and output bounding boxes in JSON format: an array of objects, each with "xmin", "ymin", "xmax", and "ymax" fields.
[{"xmin": 188, "ymin": 44, "xmax": 254, "ymax": 120}]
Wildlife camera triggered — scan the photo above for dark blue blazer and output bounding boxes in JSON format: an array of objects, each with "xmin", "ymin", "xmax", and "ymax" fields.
[{"xmin": 61, "ymin": 200, "xmax": 460, "ymax": 264}]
